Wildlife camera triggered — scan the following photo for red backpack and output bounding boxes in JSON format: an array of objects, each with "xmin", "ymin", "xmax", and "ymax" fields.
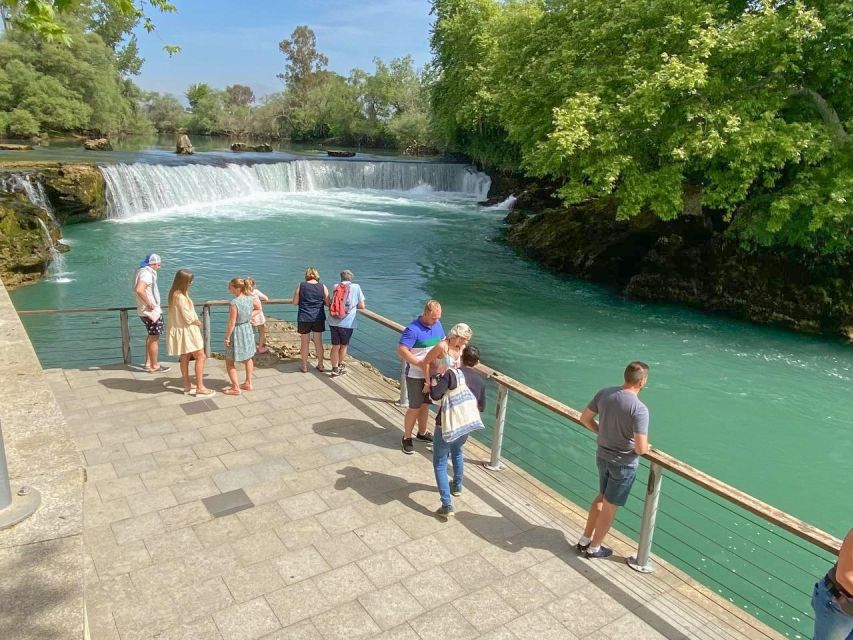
[{"xmin": 329, "ymin": 283, "xmax": 350, "ymax": 319}]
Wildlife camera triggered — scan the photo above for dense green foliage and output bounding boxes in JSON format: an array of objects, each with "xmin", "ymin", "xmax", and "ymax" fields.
[
  {"xmin": 142, "ymin": 26, "xmax": 435, "ymax": 151},
  {"xmin": 0, "ymin": 8, "xmax": 152, "ymax": 137},
  {"xmin": 431, "ymin": 0, "xmax": 852, "ymax": 253},
  {"xmin": 0, "ymin": 0, "xmax": 178, "ymax": 53}
]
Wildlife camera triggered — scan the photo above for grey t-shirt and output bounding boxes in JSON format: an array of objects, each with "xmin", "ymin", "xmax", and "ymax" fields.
[{"xmin": 588, "ymin": 386, "xmax": 649, "ymax": 463}]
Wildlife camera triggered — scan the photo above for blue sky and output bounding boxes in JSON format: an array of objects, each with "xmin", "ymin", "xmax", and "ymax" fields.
[{"xmin": 134, "ymin": 0, "xmax": 434, "ymax": 100}]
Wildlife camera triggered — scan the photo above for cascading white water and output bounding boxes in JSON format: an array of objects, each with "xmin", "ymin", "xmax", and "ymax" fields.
[
  {"xmin": 486, "ymin": 195, "xmax": 518, "ymax": 211},
  {"xmin": 0, "ymin": 173, "xmax": 57, "ymax": 222},
  {"xmin": 35, "ymin": 217, "xmax": 68, "ymax": 276},
  {"xmin": 101, "ymin": 159, "xmax": 492, "ymax": 218}
]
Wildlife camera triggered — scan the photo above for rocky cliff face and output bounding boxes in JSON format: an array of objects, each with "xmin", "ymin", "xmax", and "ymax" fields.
[
  {"xmin": 505, "ymin": 204, "xmax": 853, "ymax": 339},
  {"xmin": 0, "ymin": 162, "xmax": 107, "ymax": 288},
  {"xmin": 0, "ymin": 193, "xmax": 61, "ymax": 288}
]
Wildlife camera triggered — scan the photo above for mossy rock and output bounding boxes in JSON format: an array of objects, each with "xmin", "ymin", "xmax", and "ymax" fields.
[
  {"xmin": 0, "ymin": 192, "xmax": 54, "ymax": 289},
  {"xmin": 42, "ymin": 164, "xmax": 107, "ymax": 223}
]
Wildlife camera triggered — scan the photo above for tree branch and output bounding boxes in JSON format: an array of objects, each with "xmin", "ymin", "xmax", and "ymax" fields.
[{"xmin": 789, "ymin": 87, "xmax": 849, "ymax": 145}]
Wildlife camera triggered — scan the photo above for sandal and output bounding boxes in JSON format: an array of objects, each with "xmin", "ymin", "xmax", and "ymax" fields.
[
  {"xmin": 222, "ymin": 388, "xmax": 241, "ymax": 396},
  {"xmin": 300, "ymin": 364, "xmax": 308, "ymax": 373},
  {"xmin": 146, "ymin": 365, "xmax": 171, "ymax": 373},
  {"xmin": 195, "ymin": 389, "xmax": 216, "ymax": 397},
  {"xmin": 239, "ymin": 383, "xmax": 253, "ymax": 391},
  {"xmin": 183, "ymin": 387, "xmax": 197, "ymax": 396},
  {"xmin": 316, "ymin": 364, "xmax": 326, "ymax": 372}
]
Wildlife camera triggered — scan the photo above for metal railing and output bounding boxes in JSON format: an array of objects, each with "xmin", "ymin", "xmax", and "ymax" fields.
[{"xmin": 15, "ymin": 301, "xmax": 843, "ymax": 638}]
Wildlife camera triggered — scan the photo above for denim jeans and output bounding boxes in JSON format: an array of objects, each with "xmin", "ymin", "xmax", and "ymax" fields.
[
  {"xmin": 433, "ymin": 428, "xmax": 468, "ymax": 507},
  {"xmin": 812, "ymin": 579, "xmax": 853, "ymax": 640}
]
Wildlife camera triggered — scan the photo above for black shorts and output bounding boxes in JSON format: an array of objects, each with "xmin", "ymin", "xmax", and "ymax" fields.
[
  {"xmin": 140, "ymin": 315, "xmax": 164, "ymax": 336},
  {"xmin": 405, "ymin": 376, "xmax": 431, "ymax": 409},
  {"xmin": 330, "ymin": 326, "xmax": 353, "ymax": 346},
  {"xmin": 297, "ymin": 320, "xmax": 325, "ymax": 334}
]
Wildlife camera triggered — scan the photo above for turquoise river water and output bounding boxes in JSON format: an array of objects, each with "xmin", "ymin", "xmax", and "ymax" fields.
[{"xmin": 7, "ymin": 156, "xmax": 851, "ymax": 638}]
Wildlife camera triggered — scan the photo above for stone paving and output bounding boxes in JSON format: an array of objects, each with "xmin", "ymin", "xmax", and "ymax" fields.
[{"xmin": 43, "ymin": 357, "xmax": 783, "ymax": 640}]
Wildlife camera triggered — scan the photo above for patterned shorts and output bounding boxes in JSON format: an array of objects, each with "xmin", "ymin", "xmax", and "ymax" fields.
[{"xmin": 140, "ymin": 316, "xmax": 164, "ymax": 336}]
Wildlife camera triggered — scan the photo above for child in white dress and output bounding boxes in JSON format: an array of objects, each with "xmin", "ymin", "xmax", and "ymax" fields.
[{"xmin": 246, "ymin": 277, "xmax": 270, "ymax": 354}]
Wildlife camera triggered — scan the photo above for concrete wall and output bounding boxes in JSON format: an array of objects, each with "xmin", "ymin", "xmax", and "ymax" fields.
[{"xmin": 0, "ymin": 279, "xmax": 85, "ymax": 639}]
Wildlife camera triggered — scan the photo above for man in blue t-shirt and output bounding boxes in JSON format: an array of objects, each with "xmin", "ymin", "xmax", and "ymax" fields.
[
  {"xmin": 576, "ymin": 361, "xmax": 651, "ymax": 559},
  {"xmin": 327, "ymin": 270, "xmax": 366, "ymax": 377},
  {"xmin": 396, "ymin": 299, "xmax": 444, "ymax": 454}
]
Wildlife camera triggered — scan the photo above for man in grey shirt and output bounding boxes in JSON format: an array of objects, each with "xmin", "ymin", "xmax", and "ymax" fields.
[{"xmin": 576, "ymin": 361, "xmax": 650, "ymax": 559}]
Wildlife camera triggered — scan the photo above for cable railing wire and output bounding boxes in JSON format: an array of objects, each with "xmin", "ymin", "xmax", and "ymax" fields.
[{"xmin": 14, "ymin": 302, "xmax": 841, "ymax": 640}]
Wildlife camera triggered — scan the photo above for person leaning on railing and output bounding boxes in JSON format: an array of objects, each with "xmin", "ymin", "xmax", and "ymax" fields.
[
  {"xmin": 813, "ymin": 528, "xmax": 853, "ymax": 640},
  {"xmin": 576, "ymin": 361, "xmax": 650, "ymax": 559}
]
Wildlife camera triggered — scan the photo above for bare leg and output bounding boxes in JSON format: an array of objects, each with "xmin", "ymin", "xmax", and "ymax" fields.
[
  {"xmin": 258, "ymin": 324, "xmax": 267, "ymax": 347},
  {"xmin": 416, "ymin": 403, "xmax": 430, "ymax": 436},
  {"xmin": 193, "ymin": 350, "xmax": 210, "ymax": 392},
  {"xmin": 583, "ymin": 494, "xmax": 604, "ymax": 538},
  {"xmin": 146, "ymin": 335, "xmax": 159, "ymax": 369},
  {"xmin": 243, "ymin": 358, "xmax": 254, "ymax": 389},
  {"xmin": 300, "ymin": 333, "xmax": 309, "ymax": 370},
  {"xmin": 179, "ymin": 354, "xmax": 192, "ymax": 391},
  {"xmin": 339, "ymin": 344, "xmax": 349, "ymax": 365},
  {"xmin": 312, "ymin": 332, "xmax": 325, "ymax": 369},
  {"xmin": 590, "ymin": 499, "xmax": 619, "ymax": 548},
  {"xmin": 403, "ymin": 408, "xmax": 419, "ymax": 439},
  {"xmin": 225, "ymin": 359, "xmax": 239, "ymax": 390},
  {"xmin": 330, "ymin": 345, "xmax": 341, "ymax": 369}
]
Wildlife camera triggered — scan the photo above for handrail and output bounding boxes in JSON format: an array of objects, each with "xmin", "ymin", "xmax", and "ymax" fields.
[
  {"xmin": 16, "ymin": 299, "xmax": 297, "ymax": 315},
  {"xmin": 360, "ymin": 308, "xmax": 843, "ymax": 556},
  {"xmin": 13, "ymin": 302, "xmax": 843, "ymax": 556}
]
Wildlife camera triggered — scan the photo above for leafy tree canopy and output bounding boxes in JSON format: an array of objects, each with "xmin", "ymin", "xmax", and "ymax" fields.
[{"xmin": 430, "ymin": 0, "xmax": 852, "ymax": 253}]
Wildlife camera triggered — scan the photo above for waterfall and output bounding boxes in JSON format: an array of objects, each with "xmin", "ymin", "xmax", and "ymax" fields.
[
  {"xmin": 486, "ymin": 195, "xmax": 518, "ymax": 211},
  {"xmin": 101, "ymin": 159, "xmax": 492, "ymax": 218},
  {"xmin": 0, "ymin": 173, "xmax": 57, "ymax": 222},
  {"xmin": 35, "ymin": 218, "xmax": 68, "ymax": 277}
]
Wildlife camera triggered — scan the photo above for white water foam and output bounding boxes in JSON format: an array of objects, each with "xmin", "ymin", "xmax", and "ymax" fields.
[
  {"xmin": 35, "ymin": 217, "xmax": 68, "ymax": 277},
  {"xmin": 486, "ymin": 195, "xmax": 518, "ymax": 211},
  {"xmin": 100, "ymin": 159, "xmax": 491, "ymax": 218},
  {"xmin": 0, "ymin": 173, "xmax": 58, "ymax": 222}
]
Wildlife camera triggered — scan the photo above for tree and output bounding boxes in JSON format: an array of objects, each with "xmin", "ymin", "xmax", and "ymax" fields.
[
  {"xmin": 277, "ymin": 25, "xmax": 328, "ymax": 89},
  {"xmin": 0, "ymin": 0, "xmax": 179, "ymax": 55},
  {"xmin": 225, "ymin": 84, "xmax": 255, "ymax": 108},
  {"xmin": 140, "ymin": 91, "xmax": 186, "ymax": 132},
  {"xmin": 186, "ymin": 83, "xmax": 223, "ymax": 134},
  {"xmin": 430, "ymin": 0, "xmax": 852, "ymax": 253},
  {"xmin": 0, "ymin": 19, "xmax": 150, "ymax": 136}
]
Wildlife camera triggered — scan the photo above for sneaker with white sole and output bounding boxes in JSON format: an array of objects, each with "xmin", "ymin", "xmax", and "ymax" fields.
[
  {"xmin": 401, "ymin": 438, "xmax": 414, "ymax": 454},
  {"xmin": 586, "ymin": 546, "xmax": 613, "ymax": 559},
  {"xmin": 435, "ymin": 505, "xmax": 455, "ymax": 520}
]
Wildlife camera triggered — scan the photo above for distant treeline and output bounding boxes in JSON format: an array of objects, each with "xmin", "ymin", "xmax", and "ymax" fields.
[{"xmin": 0, "ymin": 3, "xmax": 434, "ymax": 153}]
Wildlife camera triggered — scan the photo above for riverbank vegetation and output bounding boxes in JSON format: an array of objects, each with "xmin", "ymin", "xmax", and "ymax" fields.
[
  {"xmin": 140, "ymin": 26, "xmax": 434, "ymax": 152},
  {"xmin": 0, "ymin": 1, "xmax": 435, "ymax": 152},
  {"xmin": 431, "ymin": 0, "xmax": 851, "ymax": 255},
  {"xmin": 430, "ymin": 0, "xmax": 852, "ymax": 337}
]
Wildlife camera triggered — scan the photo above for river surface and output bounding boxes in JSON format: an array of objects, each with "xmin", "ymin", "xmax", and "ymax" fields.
[{"xmin": 8, "ymin": 153, "xmax": 851, "ymax": 638}]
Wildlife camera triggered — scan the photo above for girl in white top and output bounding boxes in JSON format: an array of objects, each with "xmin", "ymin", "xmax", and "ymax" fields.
[
  {"xmin": 246, "ymin": 277, "xmax": 270, "ymax": 354},
  {"xmin": 421, "ymin": 323, "xmax": 473, "ymax": 394}
]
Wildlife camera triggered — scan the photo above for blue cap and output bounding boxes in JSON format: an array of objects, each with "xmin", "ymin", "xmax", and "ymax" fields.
[{"xmin": 139, "ymin": 253, "xmax": 162, "ymax": 268}]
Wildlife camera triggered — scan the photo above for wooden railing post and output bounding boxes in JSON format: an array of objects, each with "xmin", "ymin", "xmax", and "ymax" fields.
[
  {"xmin": 203, "ymin": 304, "xmax": 211, "ymax": 357},
  {"xmin": 628, "ymin": 462, "xmax": 664, "ymax": 573},
  {"xmin": 119, "ymin": 309, "xmax": 131, "ymax": 365},
  {"xmin": 484, "ymin": 384, "xmax": 508, "ymax": 471}
]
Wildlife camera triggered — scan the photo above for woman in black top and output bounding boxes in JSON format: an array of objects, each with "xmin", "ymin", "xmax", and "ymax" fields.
[{"xmin": 292, "ymin": 267, "xmax": 329, "ymax": 372}]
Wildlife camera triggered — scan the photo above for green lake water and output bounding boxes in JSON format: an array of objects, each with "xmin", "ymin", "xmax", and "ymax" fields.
[{"xmin": 9, "ymin": 171, "xmax": 851, "ymax": 638}]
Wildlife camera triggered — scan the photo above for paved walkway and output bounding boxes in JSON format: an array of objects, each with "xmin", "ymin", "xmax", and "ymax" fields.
[{"xmin": 45, "ymin": 357, "xmax": 782, "ymax": 640}]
